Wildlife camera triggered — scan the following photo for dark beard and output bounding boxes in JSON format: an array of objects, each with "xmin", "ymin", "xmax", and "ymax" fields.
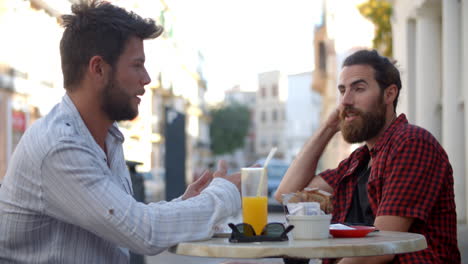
[
  {"xmin": 340, "ymin": 95, "xmax": 386, "ymax": 144},
  {"xmin": 101, "ymin": 77, "xmax": 138, "ymax": 122}
]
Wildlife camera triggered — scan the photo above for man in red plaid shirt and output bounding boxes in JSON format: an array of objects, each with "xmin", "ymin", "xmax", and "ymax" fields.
[{"xmin": 276, "ymin": 49, "xmax": 460, "ymax": 263}]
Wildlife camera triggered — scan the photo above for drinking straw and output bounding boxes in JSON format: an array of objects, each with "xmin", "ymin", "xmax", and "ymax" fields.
[{"xmin": 257, "ymin": 147, "xmax": 277, "ymax": 196}]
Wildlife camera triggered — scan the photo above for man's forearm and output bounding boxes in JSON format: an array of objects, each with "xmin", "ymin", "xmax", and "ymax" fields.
[{"xmin": 274, "ymin": 124, "xmax": 337, "ymax": 201}]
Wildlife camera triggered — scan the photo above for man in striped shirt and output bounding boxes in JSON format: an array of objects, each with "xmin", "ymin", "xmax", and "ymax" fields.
[{"xmin": 0, "ymin": 1, "xmax": 241, "ymax": 263}]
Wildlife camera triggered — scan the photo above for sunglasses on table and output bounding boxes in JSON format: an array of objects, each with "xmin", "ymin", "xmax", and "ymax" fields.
[{"xmin": 228, "ymin": 222, "xmax": 294, "ymax": 243}]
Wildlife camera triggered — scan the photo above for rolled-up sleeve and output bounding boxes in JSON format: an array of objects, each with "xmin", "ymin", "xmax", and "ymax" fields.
[
  {"xmin": 318, "ymin": 168, "xmax": 340, "ymax": 190},
  {"xmin": 375, "ymin": 138, "xmax": 448, "ymax": 221}
]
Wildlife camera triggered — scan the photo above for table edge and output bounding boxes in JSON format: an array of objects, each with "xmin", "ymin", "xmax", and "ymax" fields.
[{"xmin": 169, "ymin": 231, "xmax": 428, "ymax": 259}]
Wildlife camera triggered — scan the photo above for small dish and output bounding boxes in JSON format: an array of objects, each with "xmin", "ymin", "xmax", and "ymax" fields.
[
  {"xmin": 286, "ymin": 214, "xmax": 332, "ymax": 240},
  {"xmin": 329, "ymin": 225, "xmax": 376, "ymax": 238}
]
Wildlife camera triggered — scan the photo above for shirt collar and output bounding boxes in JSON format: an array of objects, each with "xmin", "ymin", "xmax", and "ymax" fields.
[
  {"xmin": 109, "ymin": 123, "xmax": 125, "ymax": 142},
  {"xmin": 348, "ymin": 145, "xmax": 370, "ymax": 171},
  {"xmin": 370, "ymin": 114, "xmax": 408, "ymax": 155},
  {"xmin": 62, "ymin": 94, "xmax": 124, "ymax": 143}
]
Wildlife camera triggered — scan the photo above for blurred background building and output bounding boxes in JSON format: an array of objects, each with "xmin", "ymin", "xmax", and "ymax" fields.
[
  {"xmin": 0, "ymin": 0, "xmax": 64, "ymax": 178},
  {"xmin": 255, "ymin": 71, "xmax": 287, "ymax": 159}
]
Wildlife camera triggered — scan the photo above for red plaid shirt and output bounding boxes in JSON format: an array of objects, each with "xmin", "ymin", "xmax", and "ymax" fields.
[{"xmin": 320, "ymin": 114, "xmax": 460, "ymax": 264}]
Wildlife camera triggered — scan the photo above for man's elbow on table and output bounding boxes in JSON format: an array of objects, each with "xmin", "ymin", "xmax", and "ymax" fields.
[
  {"xmin": 135, "ymin": 245, "xmax": 167, "ymax": 256},
  {"xmin": 337, "ymin": 215, "xmax": 415, "ymax": 264},
  {"xmin": 274, "ymin": 189, "xmax": 283, "ymax": 203},
  {"xmin": 274, "ymin": 175, "xmax": 333, "ymax": 203}
]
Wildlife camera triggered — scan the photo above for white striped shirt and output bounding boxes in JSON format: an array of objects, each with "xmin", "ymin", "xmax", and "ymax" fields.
[{"xmin": 0, "ymin": 95, "xmax": 241, "ymax": 263}]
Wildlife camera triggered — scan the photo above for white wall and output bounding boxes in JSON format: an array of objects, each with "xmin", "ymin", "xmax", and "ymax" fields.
[
  {"xmin": 392, "ymin": 0, "xmax": 467, "ymax": 223},
  {"xmin": 285, "ymin": 72, "xmax": 321, "ymax": 162}
]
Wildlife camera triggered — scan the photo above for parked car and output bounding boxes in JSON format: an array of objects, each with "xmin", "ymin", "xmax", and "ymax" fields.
[
  {"xmin": 142, "ymin": 169, "xmax": 165, "ymax": 203},
  {"xmin": 254, "ymin": 158, "xmax": 289, "ymax": 198}
]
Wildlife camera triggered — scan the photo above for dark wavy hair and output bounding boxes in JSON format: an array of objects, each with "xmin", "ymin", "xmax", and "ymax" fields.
[
  {"xmin": 60, "ymin": 0, "xmax": 163, "ymax": 91},
  {"xmin": 342, "ymin": 49, "xmax": 402, "ymax": 109}
]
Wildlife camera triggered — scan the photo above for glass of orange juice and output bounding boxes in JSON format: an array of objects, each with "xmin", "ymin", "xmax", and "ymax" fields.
[{"xmin": 241, "ymin": 167, "xmax": 268, "ymax": 235}]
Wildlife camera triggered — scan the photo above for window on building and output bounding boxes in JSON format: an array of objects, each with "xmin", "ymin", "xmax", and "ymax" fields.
[
  {"xmin": 272, "ymin": 137, "xmax": 278, "ymax": 147},
  {"xmin": 249, "ymin": 141, "xmax": 255, "ymax": 153},
  {"xmin": 261, "ymin": 111, "xmax": 267, "ymax": 123},
  {"xmin": 319, "ymin": 42, "xmax": 327, "ymax": 71},
  {"xmin": 272, "ymin": 109, "xmax": 277, "ymax": 122},
  {"xmin": 272, "ymin": 84, "xmax": 278, "ymax": 97},
  {"xmin": 261, "ymin": 86, "xmax": 266, "ymax": 98}
]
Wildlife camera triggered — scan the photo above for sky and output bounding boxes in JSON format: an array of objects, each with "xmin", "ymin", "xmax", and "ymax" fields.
[
  {"xmin": 2, "ymin": 0, "xmax": 324, "ymax": 108},
  {"xmin": 170, "ymin": 0, "xmax": 323, "ymax": 103}
]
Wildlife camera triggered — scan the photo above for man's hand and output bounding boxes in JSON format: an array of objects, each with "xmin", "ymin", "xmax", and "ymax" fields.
[
  {"xmin": 181, "ymin": 169, "xmax": 213, "ymax": 200},
  {"xmin": 181, "ymin": 160, "xmax": 241, "ymax": 200},
  {"xmin": 325, "ymin": 107, "xmax": 341, "ymax": 134},
  {"xmin": 213, "ymin": 160, "xmax": 241, "ymax": 191}
]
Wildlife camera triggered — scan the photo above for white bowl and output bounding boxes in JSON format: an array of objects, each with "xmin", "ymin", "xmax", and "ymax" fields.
[{"xmin": 286, "ymin": 214, "xmax": 332, "ymax": 240}]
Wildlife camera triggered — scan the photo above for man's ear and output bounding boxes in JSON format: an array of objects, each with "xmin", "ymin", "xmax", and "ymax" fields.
[
  {"xmin": 88, "ymin": 55, "xmax": 109, "ymax": 81},
  {"xmin": 384, "ymin": 84, "xmax": 398, "ymax": 105}
]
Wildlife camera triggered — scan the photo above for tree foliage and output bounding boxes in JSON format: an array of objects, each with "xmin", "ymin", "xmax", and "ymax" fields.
[
  {"xmin": 358, "ymin": 0, "xmax": 393, "ymax": 57},
  {"xmin": 209, "ymin": 103, "xmax": 250, "ymax": 155}
]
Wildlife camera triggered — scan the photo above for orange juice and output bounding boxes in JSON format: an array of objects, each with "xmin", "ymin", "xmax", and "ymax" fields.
[{"xmin": 242, "ymin": 196, "xmax": 268, "ymax": 235}]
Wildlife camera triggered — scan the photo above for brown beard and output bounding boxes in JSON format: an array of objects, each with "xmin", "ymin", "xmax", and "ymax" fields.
[
  {"xmin": 340, "ymin": 94, "xmax": 386, "ymax": 143},
  {"xmin": 101, "ymin": 73, "xmax": 138, "ymax": 122}
]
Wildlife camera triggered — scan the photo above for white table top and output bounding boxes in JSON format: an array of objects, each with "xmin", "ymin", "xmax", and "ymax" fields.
[{"xmin": 169, "ymin": 231, "xmax": 427, "ymax": 259}]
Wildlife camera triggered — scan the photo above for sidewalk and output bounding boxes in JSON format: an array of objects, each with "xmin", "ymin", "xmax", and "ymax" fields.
[{"xmin": 458, "ymin": 223, "xmax": 468, "ymax": 263}]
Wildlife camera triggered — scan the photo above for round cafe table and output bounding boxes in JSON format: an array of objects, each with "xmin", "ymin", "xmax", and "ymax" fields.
[{"xmin": 169, "ymin": 231, "xmax": 427, "ymax": 260}]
